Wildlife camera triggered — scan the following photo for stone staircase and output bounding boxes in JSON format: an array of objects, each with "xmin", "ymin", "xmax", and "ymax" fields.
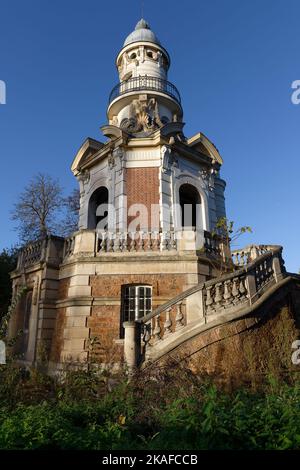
[{"xmin": 123, "ymin": 244, "xmax": 288, "ymax": 368}]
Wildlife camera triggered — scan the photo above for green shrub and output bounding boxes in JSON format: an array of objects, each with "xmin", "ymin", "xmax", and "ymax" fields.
[{"xmin": 0, "ymin": 363, "xmax": 300, "ymax": 450}]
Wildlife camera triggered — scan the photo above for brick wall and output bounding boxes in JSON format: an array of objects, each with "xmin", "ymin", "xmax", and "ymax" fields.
[
  {"xmin": 157, "ymin": 294, "xmax": 300, "ymax": 388},
  {"xmin": 126, "ymin": 167, "xmax": 160, "ymax": 229},
  {"xmin": 88, "ymin": 305, "xmax": 123, "ymax": 363},
  {"xmin": 88, "ymin": 273, "xmax": 188, "ymax": 362},
  {"xmin": 90, "ymin": 274, "xmax": 186, "ymax": 298}
]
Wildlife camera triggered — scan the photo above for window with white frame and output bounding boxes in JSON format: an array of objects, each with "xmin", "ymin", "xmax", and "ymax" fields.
[{"xmin": 122, "ymin": 285, "xmax": 152, "ymax": 323}]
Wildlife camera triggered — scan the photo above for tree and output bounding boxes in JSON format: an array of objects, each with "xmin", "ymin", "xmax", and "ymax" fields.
[
  {"xmin": 213, "ymin": 217, "xmax": 252, "ymax": 250},
  {"xmin": 0, "ymin": 247, "xmax": 18, "ymax": 318},
  {"xmin": 209, "ymin": 217, "xmax": 253, "ymax": 275},
  {"xmin": 12, "ymin": 173, "xmax": 64, "ymax": 243},
  {"xmin": 62, "ymin": 188, "xmax": 80, "ymax": 237}
]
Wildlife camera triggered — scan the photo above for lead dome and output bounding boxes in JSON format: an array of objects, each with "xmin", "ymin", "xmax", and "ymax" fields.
[{"xmin": 123, "ymin": 19, "xmax": 161, "ymax": 46}]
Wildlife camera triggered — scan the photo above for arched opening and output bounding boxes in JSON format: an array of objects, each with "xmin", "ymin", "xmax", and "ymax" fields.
[
  {"xmin": 88, "ymin": 187, "xmax": 109, "ymax": 230},
  {"xmin": 179, "ymin": 184, "xmax": 201, "ymax": 229}
]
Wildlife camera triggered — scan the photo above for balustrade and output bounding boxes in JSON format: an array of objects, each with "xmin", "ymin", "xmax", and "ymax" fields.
[
  {"xmin": 97, "ymin": 231, "xmax": 177, "ymax": 253},
  {"xmin": 131, "ymin": 245, "xmax": 285, "ymax": 368},
  {"xmin": 141, "ymin": 301, "xmax": 185, "ymax": 348},
  {"xmin": 18, "ymin": 239, "xmax": 44, "ymax": 268},
  {"xmin": 231, "ymin": 244, "xmax": 279, "ymax": 267},
  {"xmin": 204, "ymin": 275, "xmax": 248, "ymax": 314},
  {"xmin": 63, "ymin": 235, "xmax": 75, "ymax": 260}
]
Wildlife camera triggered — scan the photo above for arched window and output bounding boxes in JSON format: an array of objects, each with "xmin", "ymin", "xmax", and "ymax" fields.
[
  {"xmin": 179, "ymin": 184, "xmax": 201, "ymax": 229},
  {"xmin": 88, "ymin": 187, "xmax": 109, "ymax": 230}
]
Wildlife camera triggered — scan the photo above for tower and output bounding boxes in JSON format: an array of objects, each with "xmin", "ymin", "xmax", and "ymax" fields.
[
  {"xmin": 10, "ymin": 19, "xmax": 229, "ymax": 370},
  {"xmin": 72, "ymin": 19, "xmax": 226, "ymax": 242}
]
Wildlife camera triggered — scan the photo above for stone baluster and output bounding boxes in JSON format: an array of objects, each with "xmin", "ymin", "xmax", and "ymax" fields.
[
  {"xmin": 119, "ymin": 234, "xmax": 124, "ymax": 252},
  {"xmin": 114, "ymin": 233, "xmax": 121, "ymax": 252},
  {"xmin": 98, "ymin": 235, "xmax": 104, "ymax": 252},
  {"xmin": 223, "ymin": 280, "xmax": 232, "ymax": 305},
  {"xmin": 231, "ymin": 278, "xmax": 239, "ymax": 303},
  {"xmin": 149, "ymin": 232, "xmax": 155, "ymax": 251},
  {"xmin": 128, "ymin": 234, "xmax": 134, "ymax": 251},
  {"xmin": 143, "ymin": 322, "xmax": 151, "ymax": 345},
  {"xmin": 148, "ymin": 232, "xmax": 153, "ymax": 250},
  {"xmin": 205, "ymin": 285, "xmax": 214, "ymax": 314},
  {"xmin": 155, "ymin": 232, "xmax": 161, "ymax": 251},
  {"xmin": 171, "ymin": 231, "xmax": 177, "ymax": 250},
  {"xmin": 140, "ymin": 232, "xmax": 146, "ymax": 251},
  {"xmin": 143, "ymin": 233, "xmax": 149, "ymax": 251},
  {"xmin": 134, "ymin": 232, "xmax": 139, "ymax": 252},
  {"xmin": 175, "ymin": 302, "xmax": 184, "ymax": 330},
  {"xmin": 214, "ymin": 283, "xmax": 223, "ymax": 309},
  {"xmin": 108, "ymin": 236, "xmax": 114, "ymax": 252},
  {"xmin": 161, "ymin": 234, "xmax": 168, "ymax": 251},
  {"xmin": 163, "ymin": 308, "xmax": 172, "ymax": 336},
  {"xmin": 123, "ymin": 233, "xmax": 128, "ymax": 252},
  {"xmin": 239, "ymin": 277, "xmax": 246, "ymax": 299},
  {"xmin": 153, "ymin": 315, "xmax": 161, "ymax": 342}
]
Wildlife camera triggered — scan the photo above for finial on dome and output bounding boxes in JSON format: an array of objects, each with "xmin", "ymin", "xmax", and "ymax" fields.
[{"xmin": 135, "ymin": 18, "xmax": 150, "ymax": 30}]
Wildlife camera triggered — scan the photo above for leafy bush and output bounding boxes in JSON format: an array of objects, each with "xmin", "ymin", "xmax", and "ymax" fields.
[{"xmin": 0, "ymin": 363, "xmax": 300, "ymax": 449}]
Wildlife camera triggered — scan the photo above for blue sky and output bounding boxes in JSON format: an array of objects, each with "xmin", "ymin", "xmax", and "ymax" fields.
[{"xmin": 0, "ymin": 0, "xmax": 299, "ymax": 272}]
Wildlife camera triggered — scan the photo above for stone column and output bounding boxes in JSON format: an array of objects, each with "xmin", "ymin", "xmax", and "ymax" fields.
[
  {"xmin": 245, "ymin": 269, "xmax": 257, "ymax": 305},
  {"xmin": 272, "ymin": 251, "xmax": 284, "ymax": 283},
  {"xmin": 123, "ymin": 321, "xmax": 140, "ymax": 373}
]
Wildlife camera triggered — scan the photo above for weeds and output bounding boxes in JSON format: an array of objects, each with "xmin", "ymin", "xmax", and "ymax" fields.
[{"xmin": 0, "ymin": 360, "xmax": 300, "ymax": 449}]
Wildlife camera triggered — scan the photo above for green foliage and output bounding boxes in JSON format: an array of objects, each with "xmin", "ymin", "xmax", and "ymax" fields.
[
  {"xmin": 0, "ymin": 247, "xmax": 18, "ymax": 318},
  {"xmin": 213, "ymin": 216, "xmax": 252, "ymax": 246},
  {"xmin": 0, "ymin": 363, "xmax": 300, "ymax": 450},
  {"xmin": 0, "ymin": 286, "xmax": 27, "ymax": 342}
]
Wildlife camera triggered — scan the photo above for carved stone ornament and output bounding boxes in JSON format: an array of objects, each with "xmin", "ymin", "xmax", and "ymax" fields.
[
  {"xmin": 108, "ymin": 153, "xmax": 115, "ymax": 170},
  {"xmin": 200, "ymin": 166, "xmax": 218, "ymax": 191},
  {"xmin": 120, "ymin": 97, "xmax": 164, "ymax": 134},
  {"xmin": 78, "ymin": 170, "xmax": 90, "ymax": 185},
  {"xmin": 161, "ymin": 146, "xmax": 179, "ymax": 173},
  {"xmin": 113, "ymin": 147, "xmax": 125, "ymax": 175}
]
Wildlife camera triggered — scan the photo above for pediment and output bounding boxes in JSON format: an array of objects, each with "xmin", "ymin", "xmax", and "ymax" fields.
[
  {"xmin": 71, "ymin": 138, "xmax": 104, "ymax": 174},
  {"xmin": 187, "ymin": 132, "xmax": 223, "ymax": 165}
]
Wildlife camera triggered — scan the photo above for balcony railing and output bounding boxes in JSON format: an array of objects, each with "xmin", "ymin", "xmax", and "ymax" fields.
[{"xmin": 108, "ymin": 76, "xmax": 181, "ymax": 105}]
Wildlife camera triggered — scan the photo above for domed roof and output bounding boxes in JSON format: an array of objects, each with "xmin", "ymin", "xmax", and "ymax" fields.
[{"xmin": 123, "ymin": 19, "xmax": 161, "ymax": 47}]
